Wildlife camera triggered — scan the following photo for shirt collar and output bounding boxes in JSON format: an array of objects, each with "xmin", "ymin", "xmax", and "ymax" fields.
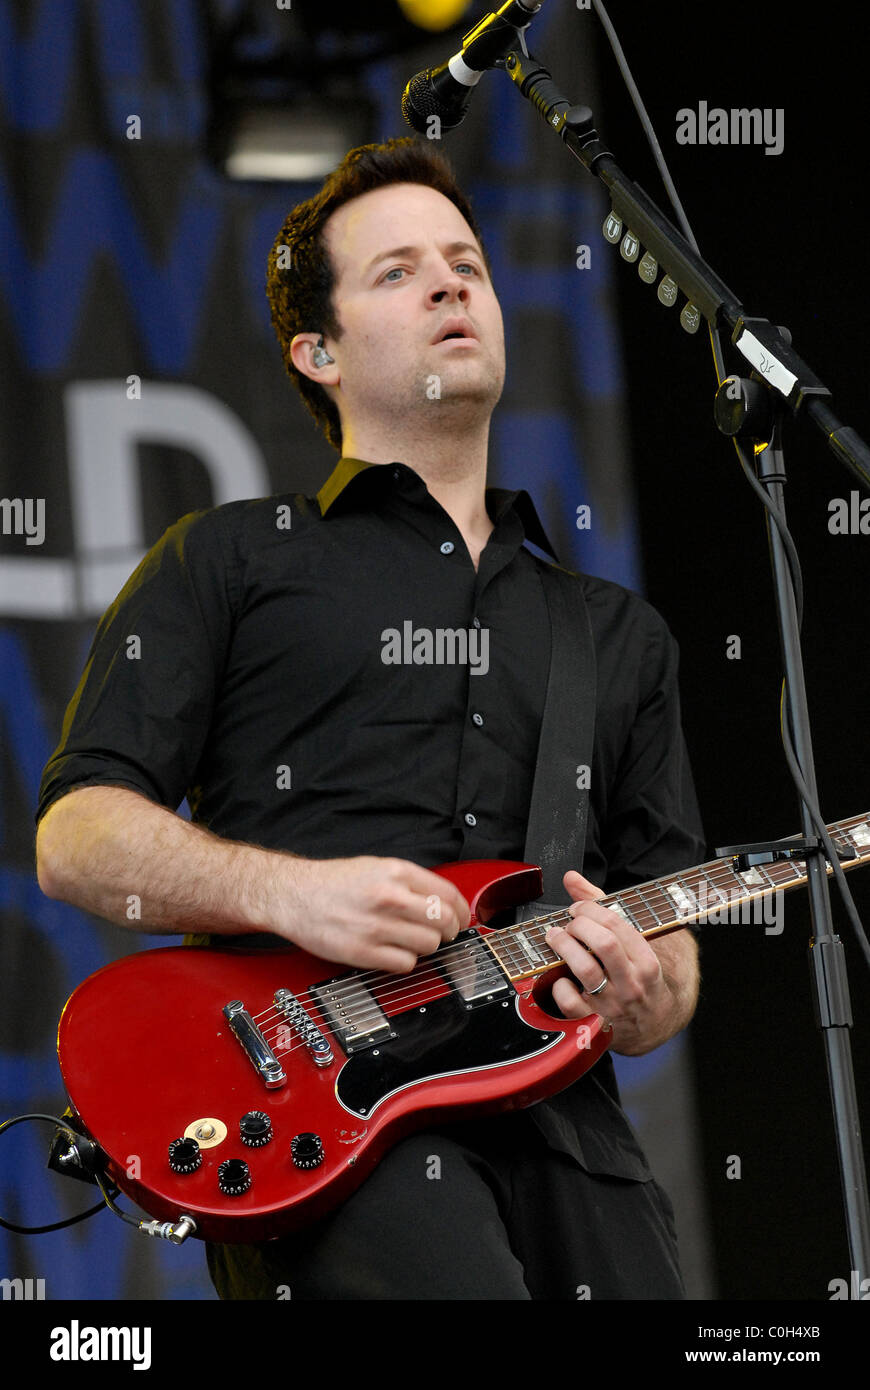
[{"xmin": 316, "ymin": 456, "xmax": 559, "ymax": 562}]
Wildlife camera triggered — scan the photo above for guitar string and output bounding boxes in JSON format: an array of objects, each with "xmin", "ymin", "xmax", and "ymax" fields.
[
  {"xmin": 249, "ymin": 847, "xmax": 838, "ymax": 1024},
  {"xmin": 239, "ymin": 824, "xmax": 867, "ymax": 1062},
  {"xmin": 247, "ymin": 878, "xmax": 861, "ymax": 1061},
  {"xmin": 254, "ymin": 842, "xmax": 867, "ymax": 1063},
  {"xmin": 253, "ymin": 915, "xmax": 576, "ymax": 1055},
  {"xmin": 251, "ymin": 904, "xmax": 574, "ymax": 1024},
  {"xmin": 250, "ymin": 909, "xmax": 594, "ymax": 1063},
  {"xmin": 250, "ymin": 833, "xmax": 865, "ymax": 1037}
]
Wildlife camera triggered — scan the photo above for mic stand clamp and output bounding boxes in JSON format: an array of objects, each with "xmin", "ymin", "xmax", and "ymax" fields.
[{"xmin": 715, "ymin": 838, "xmax": 857, "ymax": 873}]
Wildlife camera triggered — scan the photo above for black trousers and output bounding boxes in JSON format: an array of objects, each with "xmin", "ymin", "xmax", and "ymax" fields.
[{"xmin": 205, "ymin": 1110, "xmax": 685, "ymax": 1301}]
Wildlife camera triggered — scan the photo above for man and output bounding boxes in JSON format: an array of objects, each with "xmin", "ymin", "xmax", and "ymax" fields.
[{"xmin": 36, "ymin": 137, "xmax": 705, "ymax": 1300}]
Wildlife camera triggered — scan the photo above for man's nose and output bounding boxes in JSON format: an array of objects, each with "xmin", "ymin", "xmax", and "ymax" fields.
[
  {"xmin": 429, "ymin": 267, "xmax": 470, "ymax": 304},
  {"xmin": 428, "ymin": 273, "xmax": 466, "ymax": 301}
]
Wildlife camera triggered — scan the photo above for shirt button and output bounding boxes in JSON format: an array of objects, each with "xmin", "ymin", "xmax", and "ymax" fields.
[
  {"xmin": 440, "ymin": 541, "xmax": 454, "ymax": 555},
  {"xmin": 472, "ymin": 616, "xmax": 481, "ymax": 629},
  {"xmin": 464, "ymin": 812, "xmax": 477, "ymax": 827},
  {"xmin": 471, "ymin": 712, "xmax": 484, "ymax": 727},
  {"xmin": 392, "ymin": 468, "xmax": 400, "ymax": 481}
]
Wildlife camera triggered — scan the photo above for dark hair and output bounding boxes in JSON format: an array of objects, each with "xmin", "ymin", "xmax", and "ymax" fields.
[{"xmin": 266, "ymin": 137, "xmax": 492, "ymax": 453}]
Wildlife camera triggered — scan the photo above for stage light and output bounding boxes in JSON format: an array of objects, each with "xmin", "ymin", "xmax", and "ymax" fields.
[
  {"xmin": 220, "ymin": 103, "xmax": 374, "ymax": 182},
  {"xmin": 397, "ymin": 0, "xmax": 473, "ymax": 32},
  {"xmin": 206, "ymin": 1, "xmax": 470, "ymax": 181}
]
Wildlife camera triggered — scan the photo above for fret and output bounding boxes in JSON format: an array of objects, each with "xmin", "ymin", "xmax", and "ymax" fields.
[
  {"xmin": 527, "ymin": 930, "xmax": 562, "ymax": 966},
  {"xmin": 661, "ymin": 876, "xmax": 697, "ymax": 921},
  {"xmin": 851, "ymin": 821, "xmax": 870, "ymax": 848},
  {"xmin": 679, "ymin": 870, "xmax": 709, "ymax": 903},
  {"xmin": 652, "ymin": 881, "xmax": 684, "ymax": 923},
  {"xmin": 486, "ymin": 934, "xmax": 523, "ymax": 980},
  {"xmin": 679, "ymin": 872, "xmax": 708, "ymax": 915},
  {"xmin": 506, "ymin": 935, "xmax": 531, "ymax": 974},
  {"xmin": 764, "ymin": 858, "xmax": 804, "ymax": 888},
  {"xmin": 532, "ymin": 909, "xmax": 573, "ymax": 934},
  {"xmin": 736, "ymin": 864, "xmax": 767, "ymax": 890},
  {"xmin": 620, "ymin": 890, "xmax": 659, "ymax": 931},
  {"xmin": 719, "ymin": 859, "xmax": 765, "ymax": 917},
  {"xmin": 604, "ymin": 895, "xmax": 644, "ymax": 932},
  {"xmin": 699, "ymin": 867, "xmax": 729, "ymax": 911},
  {"xmin": 514, "ymin": 928, "xmax": 546, "ymax": 967},
  {"xmin": 488, "ymin": 923, "xmax": 559, "ymax": 982},
  {"xmin": 754, "ymin": 861, "xmax": 778, "ymax": 893},
  {"xmin": 634, "ymin": 886, "xmax": 665, "ymax": 927}
]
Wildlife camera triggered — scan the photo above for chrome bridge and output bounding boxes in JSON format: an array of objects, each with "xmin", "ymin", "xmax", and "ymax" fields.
[{"xmin": 223, "ymin": 999, "xmax": 286, "ymax": 1089}]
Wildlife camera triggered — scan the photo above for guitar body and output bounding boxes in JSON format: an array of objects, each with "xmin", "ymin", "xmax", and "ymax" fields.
[{"xmin": 57, "ymin": 860, "xmax": 609, "ymax": 1242}]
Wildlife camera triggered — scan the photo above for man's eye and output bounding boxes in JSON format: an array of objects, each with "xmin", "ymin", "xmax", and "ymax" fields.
[{"xmin": 381, "ymin": 262, "xmax": 479, "ymax": 283}]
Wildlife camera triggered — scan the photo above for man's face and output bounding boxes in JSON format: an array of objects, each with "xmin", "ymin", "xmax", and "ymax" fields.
[{"xmin": 321, "ymin": 182, "xmax": 506, "ymax": 437}]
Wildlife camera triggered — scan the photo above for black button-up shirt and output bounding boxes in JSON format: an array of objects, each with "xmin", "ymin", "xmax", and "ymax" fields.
[{"xmin": 38, "ymin": 456, "xmax": 705, "ymax": 1179}]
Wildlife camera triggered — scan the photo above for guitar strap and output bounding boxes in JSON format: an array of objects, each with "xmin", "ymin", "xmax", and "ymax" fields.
[{"xmin": 521, "ymin": 563, "xmax": 597, "ymax": 911}]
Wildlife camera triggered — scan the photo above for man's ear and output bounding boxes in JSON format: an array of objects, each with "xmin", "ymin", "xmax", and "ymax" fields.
[{"xmin": 290, "ymin": 332, "xmax": 339, "ymax": 385}]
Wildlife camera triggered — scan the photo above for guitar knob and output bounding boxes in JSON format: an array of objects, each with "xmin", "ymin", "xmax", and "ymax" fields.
[
  {"xmin": 239, "ymin": 1111, "xmax": 272, "ymax": 1147},
  {"xmin": 217, "ymin": 1158, "xmax": 251, "ymax": 1196},
  {"xmin": 290, "ymin": 1133, "xmax": 324, "ymax": 1170},
  {"xmin": 168, "ymin": 1137, "xmax": 202, "ymax": 1174}
]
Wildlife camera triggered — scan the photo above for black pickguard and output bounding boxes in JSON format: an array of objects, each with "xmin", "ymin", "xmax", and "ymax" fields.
[{"xmin": 335, "ymin": 994, "xmax": 561, "ymax": 1117}]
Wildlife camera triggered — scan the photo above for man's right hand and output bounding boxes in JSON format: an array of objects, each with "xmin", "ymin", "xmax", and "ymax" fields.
[
  {"xmin": 36, "ymin": 787, "xmax": 469, "ymax": 974},
  {"xmin": 276, "ymin": 855, "xmax": 470, "ymax": 973}
]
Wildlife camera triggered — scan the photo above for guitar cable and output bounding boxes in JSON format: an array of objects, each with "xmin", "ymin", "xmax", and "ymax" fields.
[
  {"xmin": 0, "ymin": 1111, "xmax": 130, "ymax": 1235},
  {"xmin": 1, "ymin": 1111, "xmax": 198, "ymax": 1242}
]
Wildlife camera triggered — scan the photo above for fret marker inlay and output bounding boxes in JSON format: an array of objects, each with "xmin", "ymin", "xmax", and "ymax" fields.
[
  {"xmin": 739, "ymin": 868, "xmax": 766, "ymax": 887},
  {"xmin": 663, "ymin": 882, "xmax": 696, "ymax": 917},
  {"xmin": 515, "ymin": 931, "xmax": 543, "ymax": 965}
]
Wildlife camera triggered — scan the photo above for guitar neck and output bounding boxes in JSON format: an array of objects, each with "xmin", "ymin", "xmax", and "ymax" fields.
[{"xmin": 485, "ymin": 812, "xmax": 870, "ymax": 984}]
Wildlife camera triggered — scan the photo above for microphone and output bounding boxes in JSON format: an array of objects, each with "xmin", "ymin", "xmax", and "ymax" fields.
[{"xmin": 402, "ymin": 0, "xmax": 544, "ymax": 134}]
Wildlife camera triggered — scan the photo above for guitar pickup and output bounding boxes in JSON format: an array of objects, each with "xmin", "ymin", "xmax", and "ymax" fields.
[
  {"xmin": 442, "ymin": 932, "xmax": 509, "ymax": 1004},
  {"xmin": 311, "ymin": 977, "xmax": 393, "ymax": 1056}
]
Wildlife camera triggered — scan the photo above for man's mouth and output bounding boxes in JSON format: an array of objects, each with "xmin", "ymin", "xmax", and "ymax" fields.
[{"xmin": 432, "ymin": 318, "xmax": 478, "ymax": 345}]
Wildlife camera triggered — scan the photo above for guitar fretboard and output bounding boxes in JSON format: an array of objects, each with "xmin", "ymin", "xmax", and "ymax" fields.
[{"xmin": 485, "ymin": 812, "xmax": 870, "ymax": 984}]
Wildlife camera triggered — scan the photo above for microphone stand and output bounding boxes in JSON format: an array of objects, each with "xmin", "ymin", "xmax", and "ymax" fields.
[{"xmin": 499, "ymin": 46, "xmax": 870, "ymax": 1285}]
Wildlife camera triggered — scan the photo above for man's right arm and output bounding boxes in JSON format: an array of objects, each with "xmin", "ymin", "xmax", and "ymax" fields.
[{"xmin": 35, "ymin": 785, "xmax": 468, "ymax": 972}]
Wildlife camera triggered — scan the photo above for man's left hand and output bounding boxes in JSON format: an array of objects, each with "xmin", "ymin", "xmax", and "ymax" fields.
[{"xmin": 545, "ymin": 869, "xmax": 699, "ymax": 1056}]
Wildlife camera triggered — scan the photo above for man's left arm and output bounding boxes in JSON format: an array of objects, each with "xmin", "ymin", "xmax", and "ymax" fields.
[{"xmin": 546, "ymin": 869, "xmax": 699, "ymax": 1055}]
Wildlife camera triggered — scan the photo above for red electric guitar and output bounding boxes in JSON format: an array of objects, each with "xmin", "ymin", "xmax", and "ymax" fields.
[{"xmin": 57, "ymin": 813, "xmax": 870, "ymax": 1242}]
